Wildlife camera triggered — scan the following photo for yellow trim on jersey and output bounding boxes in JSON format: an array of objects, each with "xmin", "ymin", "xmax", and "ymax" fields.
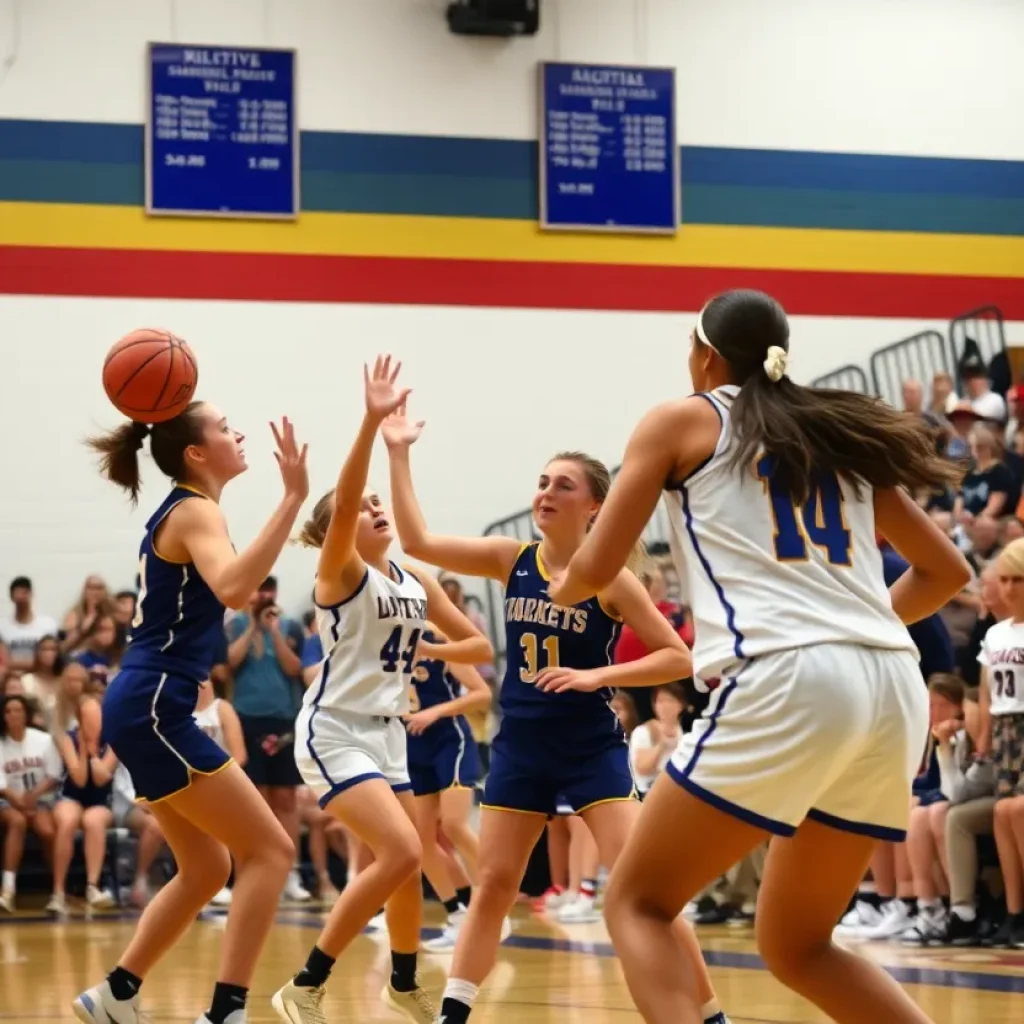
[
  {"xmin": 575, "ymin": 794, "xmax": 639, "ymax": 814},
  {"xmin": 505, "ymin": 542, "xmax": 533, "ymax": 589},
  {"xmin": 596, "ymin": 594, "xmax": 624, "ymax": 622},
  {"xmin": 174, "ymin": 482, "xmax": 213, "ymax": 500},
  {"xmin": 534, "ymin": 543, "xmax": 551, "ymax": 582},
  {"xmin": 137, "ymin": 756, "xmax": 235, "ymax": 806},
  {"xmin": 479, "ymin": 802, "xmax": 548, "ymax": 818}
]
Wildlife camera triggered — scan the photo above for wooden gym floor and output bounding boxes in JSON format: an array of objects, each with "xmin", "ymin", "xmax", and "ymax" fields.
[{"xmin": 1, "ymin": 899, "xmax": 1021, "ymax": 1022}]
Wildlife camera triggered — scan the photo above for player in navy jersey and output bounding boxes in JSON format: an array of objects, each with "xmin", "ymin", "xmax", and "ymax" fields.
[
  {"xmin": 405, "ymin": 626, "xmax": 491, "ymax": 949},
  {"xmin": 382, "ymin": 409, "xmax": 730, "ymax": 1024},
  {"xmin": 272, "ymin": 358, "xmax": 491, "ymax": 1024},
  {"xmin": 553, "ymin": 289, "xmax": 970, "ymax": 1024},
  {"xmin": 73, "ymin": 401, "xmax": 309, "ymax": 1024}
]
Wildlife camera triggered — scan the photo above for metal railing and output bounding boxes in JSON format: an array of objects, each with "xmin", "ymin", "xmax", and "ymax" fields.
[
  {"xmin": 811, "ymin": 364, "xmax": 872, "ymax": 394},
  {"xmin": 870, "ymin": 330, "xmax": 950, "ymax": 408}
]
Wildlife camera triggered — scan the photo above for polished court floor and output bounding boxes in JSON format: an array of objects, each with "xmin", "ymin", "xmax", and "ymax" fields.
[{"xmin": 1, "ymin": 897, "xmax": 1021, "ymax": 1022}]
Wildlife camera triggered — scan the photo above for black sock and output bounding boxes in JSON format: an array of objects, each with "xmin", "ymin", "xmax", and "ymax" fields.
[
  {"xmin": 443, "ymin": 896, "xmax": 461, "ymax": 915},
  {"xmin": 902, "ymin": 897, "xmax": 918, "ymax": 914},
  {"xmin": 206, "ymin": 982, "xmax": 247, "ymax": 1024},
  {"xmin": 294, "ymin": 945, "xmax": 336, "ymax": 989},
  {"xmin": 439, "ymin": 996, "xmax": 472, "ymax": 1024},
  {"xmin": 456, "ymin": 886, "xmax": 472, "ymax": 907},
  {"xmin": 390, "ymin": 950, "xmax": 418, "ymax": 993},
  {"xmin": 106, "ymin": 967, "xmax": 142, "ymax": 1002}
]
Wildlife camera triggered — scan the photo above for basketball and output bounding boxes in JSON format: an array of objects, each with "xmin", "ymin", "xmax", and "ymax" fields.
[{"xmin": 102, "ymin": 328, "xmax": 198, "ymax": 423}]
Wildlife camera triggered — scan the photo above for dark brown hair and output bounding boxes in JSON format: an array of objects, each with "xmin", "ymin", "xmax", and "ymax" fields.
[
  {"xmin": 701, "ymin": 290, "xmax": 963, "ymax": 503},
  {"xmin": 549, "ymin": 450, "xmax": 648, "ymax": 574},
  {"xmin": 927, "ymin": 672, "xmax": 965, "ymax": 705},
  {"xmin": 86, "ymin": 402, "xmax": 207, "ymax": 505}
]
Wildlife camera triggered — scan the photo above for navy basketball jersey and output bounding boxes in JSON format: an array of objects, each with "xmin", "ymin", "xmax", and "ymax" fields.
[
  {"xmin": 119, "ymin": 485, "xmax": 226, "ymax": 683},
  {"xmin": 409, "ymin": 629, "xmax": 462, "ymax": 714},
  {"xmin": 501, "ymin": 543, "xmax": 622, "ymax": 722}
]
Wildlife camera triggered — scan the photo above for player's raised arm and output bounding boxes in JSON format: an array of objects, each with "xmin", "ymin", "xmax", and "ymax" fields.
[
  {"xmin": 303, "ymin": 356, "xmax": 411, "ymax": 606},
  {"xmin": 175, "ymin": 418, "xmax": 309, "ymax": 609},
  {"xmin": 383, "ymin": 404, "xmax": 522, "ymax": 582},
  {"xmin": 874, "ymin": 486, "xmax": 972, "ymax": 625}
]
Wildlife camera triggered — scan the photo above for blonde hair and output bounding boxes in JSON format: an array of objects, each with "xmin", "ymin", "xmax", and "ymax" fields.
[
  {"xmin": 998, "ymin": 537, "xmax": 1024, "ymax": 576},
  {"xmin": 549, "ymin": 450, "xmax": 649, "ymax": 576},
  {"xmin": 969, "ymin": 423, "xmax": 998, "ymax": 455},
  {"xmin": 296, "ymin": 490, "xmax": 334, "ymax": 549}
]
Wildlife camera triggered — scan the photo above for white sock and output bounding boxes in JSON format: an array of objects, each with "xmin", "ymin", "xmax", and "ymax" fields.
[
  {"xmin": 952, "ymin": 904, "xmax": 977, "ymax": 922},
  {"xmin": 442, "ymin": 978, "xmax": 480, "ymax": 1008},
  {"xmin": 1, "ymin": 871, "xmax": 14, "ymax": 893},
  {"xmin": 920, "ymin": 897, "xmax": 943, "ymax": 916},
  {"xmin": 701, "ymin": 997, "xmax": 721, "ymax": 1019}
]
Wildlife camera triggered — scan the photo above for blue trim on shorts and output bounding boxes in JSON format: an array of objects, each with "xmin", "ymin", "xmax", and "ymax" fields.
[
  {"xmin": 391, "ymin": 782, "xmax": 414, "ymax": 794},
  {"xmin": 317, "ymin": 771, "xmax": 385, "ymax": 809},
  {"xmin": 307, "ymin": 606, "xmax": 343, "ymax": 794},
  {"xmin": 679, "ymin": 671, "xmax": 742, "ymax": 777},
  {"xmin": 667, "ymin": 761, "xmax": 797, "ymax": 837},
  {"xmin": 807, "ymin": 807, "xmax": 907, "ymax": 843}
]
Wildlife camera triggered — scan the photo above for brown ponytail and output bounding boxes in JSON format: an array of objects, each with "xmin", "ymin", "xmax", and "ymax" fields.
[
  {"xmin": 86, "ymin": 401, "xmax": 207, "ymax": 505},
  {"xmin": 295, "ymin": 490, "xmax": 334, "ymax": 548},
  {"xmin": 699, "ymin": 290, "xmax": 963, "ymax": 503},
  {"xmin": 86, "ymin": 421, "xmax": 150, "ymax": 504}
]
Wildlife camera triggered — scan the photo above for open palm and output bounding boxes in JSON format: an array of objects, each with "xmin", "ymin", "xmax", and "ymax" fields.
[
  {"xmin": 365, "ymin": 354, "xmax": 411, "ymax": 422},
  {"xmin": 381, "ymin": 403, "xmax": 425, "ymax": 450}
]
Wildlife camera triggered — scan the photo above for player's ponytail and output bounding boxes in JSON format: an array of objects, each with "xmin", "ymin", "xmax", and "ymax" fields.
[
  {"xmin": 698, "ymin": 289, "xmax": 962, "ymax": 503},
  {"xmin": 552, "ymin": 450, "xmax": 650, "ymax": 576},
  {"xmin": 87, "ymin": 402, "xmax": 206, "ymax": 505},
  {"xmin": 86, "ymin": 420, "xmax": 149, "ymax": 505},
  {"xmin": 295, "ymin": 490, "xmax": 334, "ymax": 548}
]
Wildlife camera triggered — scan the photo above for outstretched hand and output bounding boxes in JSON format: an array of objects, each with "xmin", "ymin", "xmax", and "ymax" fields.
[
  {"xmin": 365, "ymin": 354, "xmax": 411, "ymax": 423},
  {"xmin": 270, "ymin": 417, "xmax": 309, "ymax": 502},
  {"xmin": 381, "ymin": 402, "xmax": 425, "ymax": 450}
]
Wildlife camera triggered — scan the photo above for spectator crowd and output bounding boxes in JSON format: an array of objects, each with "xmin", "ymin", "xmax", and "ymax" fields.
[{"xmin": 2, "ymin": 342, "xmax": 1023, "ymax": 951}]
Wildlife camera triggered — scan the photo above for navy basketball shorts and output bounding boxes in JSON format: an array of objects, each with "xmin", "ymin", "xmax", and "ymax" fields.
[
  {"xmin": 482, "ymin": 715, "xmax": 636, "ymax": 817},
  {"xmin": 407, "ymin": 722, "xmax": 482, "ymax": 798},
  {"xmin": 102, "ymin": 668, "xmax": 231, "ymax": 803}
]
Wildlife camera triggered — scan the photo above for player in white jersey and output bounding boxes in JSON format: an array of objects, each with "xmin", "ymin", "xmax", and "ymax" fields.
[
  {"xmin": 552, "ymin": 289, "xmax": 971, "ymax": 1024},
  {"xmin": 980, "ymin": 538, "xmax": 1024, "ymax": 948},
  {"xmin": 272, "ymin": 356, "xmax": 492, "ymax": 1024}
]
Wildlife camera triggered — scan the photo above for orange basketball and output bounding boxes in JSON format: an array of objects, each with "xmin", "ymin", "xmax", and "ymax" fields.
[{"xmin": 103, "ymin": 328, "xmax": 198, "ymax": 423}]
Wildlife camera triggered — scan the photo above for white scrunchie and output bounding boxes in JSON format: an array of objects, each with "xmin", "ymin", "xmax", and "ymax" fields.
[{"xmin": 763, "ymin": 345, "xmax": 788, "ymax": 383}]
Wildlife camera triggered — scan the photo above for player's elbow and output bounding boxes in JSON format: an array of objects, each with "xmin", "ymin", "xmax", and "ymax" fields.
[
  {"xmin": 218, "ymin": 586, "xmax": 250, "ymax": 611},
  {"xmin": 400, "ymin": 532, "xmax": 431, "ymax": 560}
]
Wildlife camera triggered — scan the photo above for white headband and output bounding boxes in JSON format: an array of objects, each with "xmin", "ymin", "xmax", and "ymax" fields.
[{"xmin": 696, "ymin": 308, "xmax": 788, "ymax": 384}]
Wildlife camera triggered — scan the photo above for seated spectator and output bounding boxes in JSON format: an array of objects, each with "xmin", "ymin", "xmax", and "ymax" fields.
[
  {"xmin": 930, "ymin": 371, "xmax": 957, "ymax": 418},
  {"xmin": 111, "ymin": 763, "xmax": 167, "ymax": 909},
  {"xmin": 59, "ymin": 576, "xmax": 112, "ymax": 656},
  {"xmin": 0, "ymin": 576, "xmax": 59, "ymax": 672},
  {"xmin": 629, "ymin": 683, "xmax": 685, "ymax": 797},
  {"xmin": 50, "ymin": 715, "xmax": 118, "ymax": 913},
  {"xmin": 110, "ymin": 590, "xmax": 137, "ymax": 649},
  {"xmin": 902, "ymin": 674, "xmax": 965, "ymax": 945},
  {"xmin": 961, "ymin": 354, "xmax": 1008, "ymax": 422},
  {"xmin": 957, "ymin": 424, "xmax": 1015, "ymax": 521},
  {"xmin": 71, "ymin": 613, "xmax": 122, "ymax": 688},
  {"xmin": 19, "ymin": 635, "xmax": 63, "ymax": 730},
  {"xmin": 1, "ymin": 674, "xmax": 45, "ymax": 730},
  {"xmin": 0, "ymin": 694, "xmax": 61, "ymax": 912},
  {"xmin": 52, "ymin": 663, "xmax": 103, "ymax": 757},
  {"xmin": 902, "ymin": 378, "xmax": 925, "ymax": 415}
]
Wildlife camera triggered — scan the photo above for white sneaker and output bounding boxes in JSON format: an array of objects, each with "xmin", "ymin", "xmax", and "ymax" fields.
[
  {"xmin": 47, "ymin": 892, "xmax": 67, "ymax": 914},
  {"xmin": 423, "ymin": 906, "xmax": 467, "ymax": 951},
  {"xmin": 543, "ymin": 887, "xmax": 570, "ymax": 910},
  {"xmin": 196, "ymin": 1012, "xmax": 247, "ymax": 1024},
  {"xmin": 900, "ymin": 909, "xmax": 947, "ymax": 947},
  {"xmin": 0, "ymin": 890, "xmax": 13, "ymax": 914},
  {"xmin": 366, "ymin": 910, "xmax": 388, "ymax": 931},
  {"xmin": 499, "ymin": 915, "xmax": 513, "ymax": 943},
  {"xmin": 210, "ymin": 886, "xmax": 233, "ymax": 907},
  {"xmin": 283, "ymin": 870, "xmax": 312, "ymax": 902},
  {"xmin": 72, "ymin": 981, "xmax": 141, "ymax": 1023},
  {"xmin": 557, "ymin": 896, "xmax": 600, "ymax": 923},
  {"xmin": 271, "ymin": 980, "xmax": 328, "ymax": 1023},
  {"xmin": 381, "ymin": 981, "xmax": 436, "ymax": 1024},
  {"xmin": 87, "ymin": 884, "xmax": 116, "ymax": 910},
  {"xmin": 858, "ymin": 899, "xmax": 914, "ymax": 940},
  {"xmin": 834, "ymin": 899, "xmax": 883, "ymax": 935}
]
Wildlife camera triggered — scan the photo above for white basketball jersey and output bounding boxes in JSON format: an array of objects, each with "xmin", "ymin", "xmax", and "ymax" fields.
[
  {"xmin": 303, "ymin": 562, "xmax": 428, "ymax": 717},
  {"xmin": 193, "ymin": 698, "xmax": 226, "ymax": 752},
  {"xmin": 0, "ymin": 728, "xmax": 62, "ymax": 796},
  {"xmin": 977, "ymin": 619, "xmax": 1024, "ymax": 716},
  {"xmin": 664, "ymin": 386, "xmax": 917, "ymax": 680}
]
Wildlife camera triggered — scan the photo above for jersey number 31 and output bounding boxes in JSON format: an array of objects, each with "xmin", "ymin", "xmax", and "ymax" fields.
[{"xmin": 757, "ymin": 456, "xmax": 852, "ymax": 566}]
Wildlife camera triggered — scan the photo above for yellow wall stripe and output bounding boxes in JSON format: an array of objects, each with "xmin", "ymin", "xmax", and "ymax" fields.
[{"xmin": 2, "ymin": 201, "xmax": 1023, "ymax": 279}]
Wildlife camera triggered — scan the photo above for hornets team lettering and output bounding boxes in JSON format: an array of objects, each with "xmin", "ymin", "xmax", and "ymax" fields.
[{"xmin": 501, "ymin": 543, "xmax": 620, "ymax": 719}]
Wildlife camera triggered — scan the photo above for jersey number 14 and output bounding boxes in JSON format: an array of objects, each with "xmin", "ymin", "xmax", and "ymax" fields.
[{"xmin": 757, "ymin": 456, "xmax": 852, "ymax": 566}]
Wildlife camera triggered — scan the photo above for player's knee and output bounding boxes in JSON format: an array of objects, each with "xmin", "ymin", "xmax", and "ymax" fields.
[
  {"xmin": 477, "ymin": 856, "xmax": 523, "ymax": 898},
  {"xmin": 384, "ymin": 827, "xmax": 422, "ymax": 883},
  {"xmin": 3, "ymin": 810, "xmax": 27, "ymax": 833},
  {"xmin": 994, "ymin": 799, "xmax": 1012, "ymax": 824},
  {"xmin": 756, "ymin": 917, "xmax": 829, "ymax": 987}
]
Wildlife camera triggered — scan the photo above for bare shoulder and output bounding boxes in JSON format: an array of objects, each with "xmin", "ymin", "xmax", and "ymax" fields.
[{"xmin": 628, "ymin": 395, "xmax": 723, "ymax": 482}]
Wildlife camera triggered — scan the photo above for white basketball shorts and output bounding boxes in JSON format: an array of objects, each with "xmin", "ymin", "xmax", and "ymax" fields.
[
  {"xmin": 295, "ymin": 705, "xmax": 411, "ymax": 809},
  {"xmin": 668, "ymin": 643, "xmax": 929, "ymax": 841}
]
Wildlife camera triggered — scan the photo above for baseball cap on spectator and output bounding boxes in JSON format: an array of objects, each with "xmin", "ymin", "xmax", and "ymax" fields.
[{"xmin": 947, "ymin": 399, "xmax": 982, "ymax": 422}]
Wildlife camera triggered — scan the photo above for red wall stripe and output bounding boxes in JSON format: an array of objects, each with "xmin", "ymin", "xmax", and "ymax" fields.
[{"xmin": 1, "ymin": 245, "xmax": 1023, "ymax": 320}]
